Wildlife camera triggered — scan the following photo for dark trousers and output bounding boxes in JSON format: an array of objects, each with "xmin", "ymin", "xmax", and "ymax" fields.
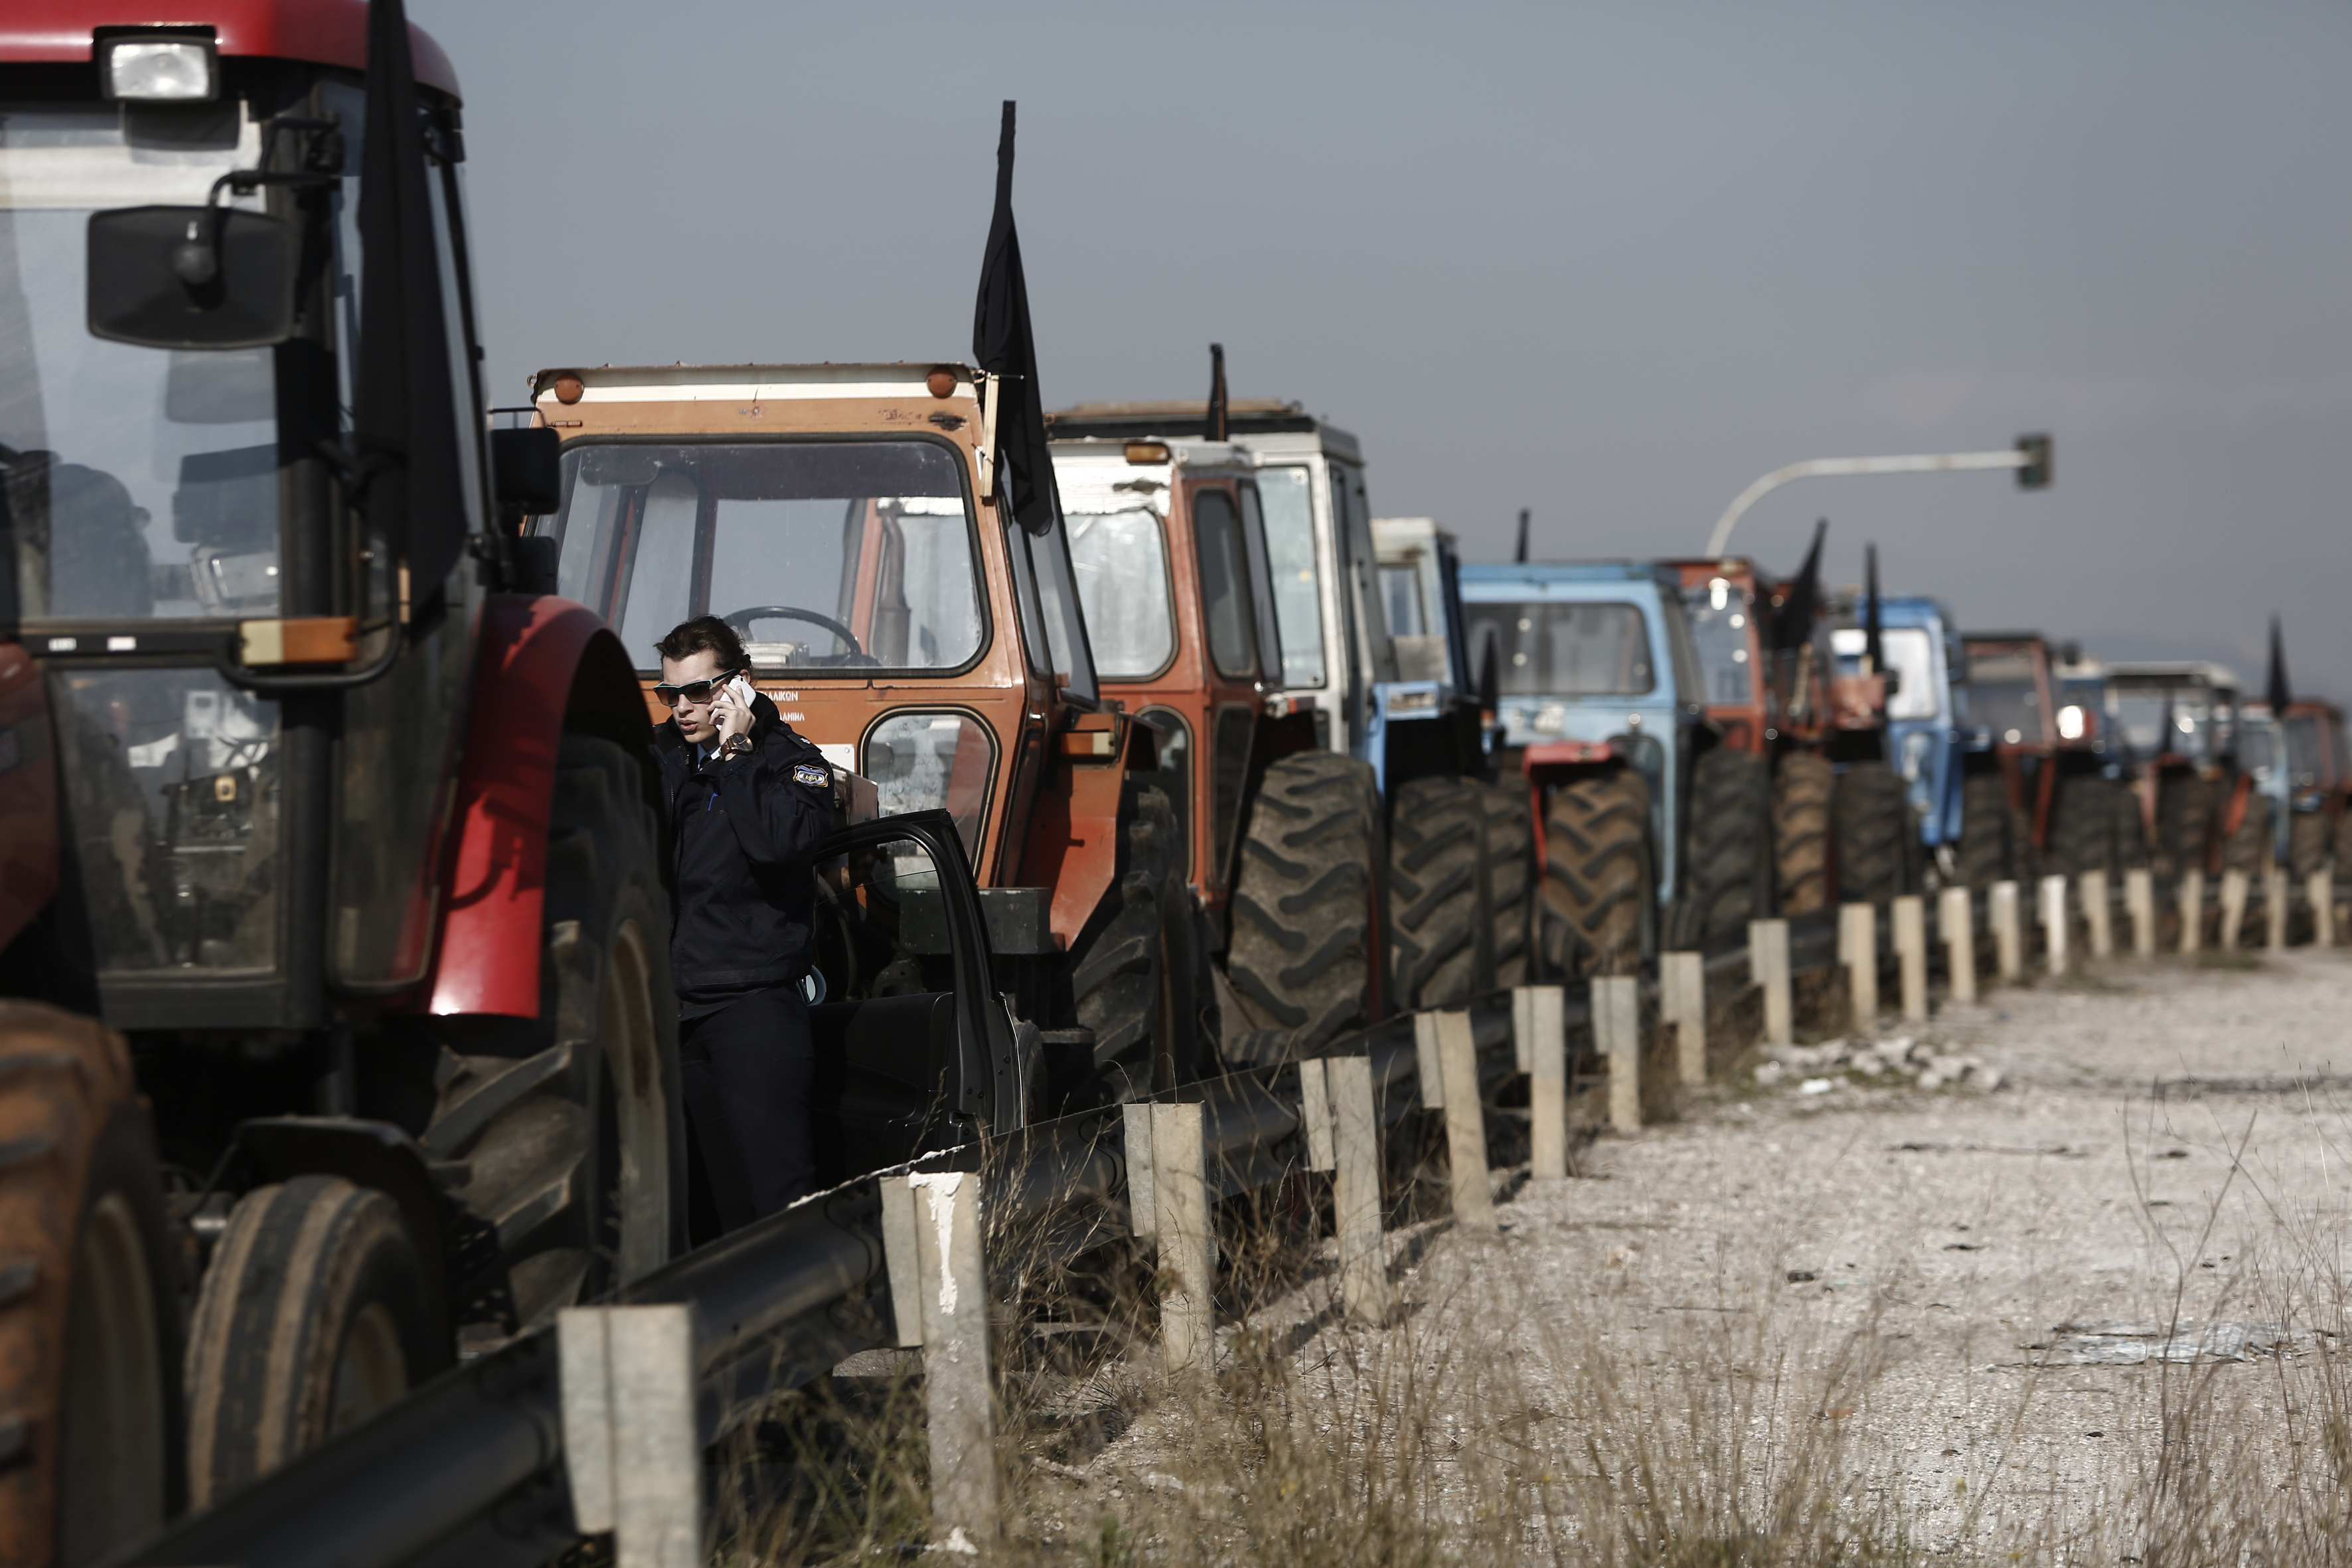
[{"xmin": 677, "ymin": 983, "xmax": 815, "ymax": 1232}]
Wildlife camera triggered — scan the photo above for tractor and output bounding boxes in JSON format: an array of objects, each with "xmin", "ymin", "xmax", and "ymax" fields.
[
  {"xmin": 1830, "ymin": 591, "xmax": 1966, "ymax": 884},
  {"xmin": 0, "ymin": 1, "xmax": 728, "ymax": 1549},
  {"xmin": 1456, "ymin": 561, "xmax": 1709, "ymax": 975},
  {"xmin": 1044, "ymin": 386, "xmax": 1525, "ymax": 1044},
  {"xmin": 1958, "ymin": 635, "xmax": 2138, "ymax": 888},
  {"xmin": 2106, "ymin": 661, "xmax": 2269, "ymax": 883}
]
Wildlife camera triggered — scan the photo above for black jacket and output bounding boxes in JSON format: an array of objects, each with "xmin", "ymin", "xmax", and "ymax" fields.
[{"xmin": 653, "ymin": 692, "xmax": 836, "ymax": 995}]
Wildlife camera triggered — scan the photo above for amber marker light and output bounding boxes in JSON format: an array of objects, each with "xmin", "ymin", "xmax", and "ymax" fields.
[
  {"xmin": 552, "ymin": 374, "xmax": 584, "ymax": 406},
  {"xmin": 1125, "ymin": 442, "xmax": 1170, "ymax": 465}
]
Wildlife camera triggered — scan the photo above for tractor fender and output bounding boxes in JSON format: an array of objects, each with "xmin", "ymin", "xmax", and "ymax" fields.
[{"xmin": 426, "ymin": 595, "xmax": 653, "ymax": 1018}]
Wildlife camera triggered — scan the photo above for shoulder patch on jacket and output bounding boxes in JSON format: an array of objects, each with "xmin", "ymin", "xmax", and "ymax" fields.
[{"xmin": 793, "ymin": 762, "xmax": 831, "ymax": 788}]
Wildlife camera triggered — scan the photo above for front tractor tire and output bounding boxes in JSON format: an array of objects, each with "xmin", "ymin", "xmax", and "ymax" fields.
[
  {"xmin": 1387, "ymin": 777, "xmax": 1486, "ymax": 1010},
  {"xmin": 1540, "ymin": 769, "xmax": 1652, "ymax": 979},
  {"xmin": 1958, "ymin": 774, "xmax": 2013, "ymax": 890},
  {"xmin": 1772, "ymin": 753, "xmax": 1834, "ymax": 914},
  {"xmin": 1479, "ymin": 781, "xmax": 1533, "ymax": 989},
  {"xmin": 1071, "ymin": 785, "xmax": 1202, "ymax": 1101},
  {"xmin": 1227, "ymin": 752, "xmax": 1383, "ymax": 1063},
  {"xmin": 0, "ymin": 1003, "xmax": 183, "ymax": 1568},
  {"xmin": 1688, "ymin": 748, "xmax": 1772, "ymax": 948}
]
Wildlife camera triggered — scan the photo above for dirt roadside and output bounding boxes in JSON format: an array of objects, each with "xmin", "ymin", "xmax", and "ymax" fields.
[{"xmin": 1023, "ymin": 948, "xmax": 2352, "ymax": 1561}]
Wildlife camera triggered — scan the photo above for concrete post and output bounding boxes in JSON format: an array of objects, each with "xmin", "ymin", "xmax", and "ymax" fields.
[
  {"xmin": 558, "ymin": 1305, "xmax": 700, "ymax": 1568},
  {"xmin": 1939, "ymin": 886, "xmax": 1976, "ymax": 1004},
  {"xmin": 2268, "ymin": 864, "xmax": 2290, "ymax": 952},
  {"xmin": 2219, "ymin": 868, "xmax": 2250, "ymax": 951},
  {"xmin": 1891, "ymin": 895, "xmax": 1928, "ymax": 1022},
  {"xmin": 1303, "ymin": 1057, "xmax": 1392, "ymax": 1324},
  {"xmin": 2311, "ymin": 867, "xmax": 2336, "ymax": 948},
  {"xmin": 2040, "ymin": 874, "xmax": 2069, "ymax": 977},
  {"xmin": 1990, "ymin": 880, "xmax": 2022, "ymax": 980},
  {"xmin": 2179, "ymin": 868, "xmax": 2205, "ymax": 954},
  {"xmin": 1838, "ymin": 903, "xmax": 1878, "ymax": 1034},
  {"xmin": 2081, "ymin": 868, "xmax": 2112, "ymax": 959},
  {"xmin": 1146, "ymin": 1104, "xmax": 1214, "ymax": 1374},
  {"xmin": 1660, "ymin": 953, "xmax": 1707, "ymax": 1085},
  {"xmin": 1431, "ymin": 1011, "xmax": 1495, "ymax": 1229},
  {"xmin": 2126, "ymin": 868, "xmax": 2156, "ymax": 957},
  {"xmin": 1749, "ymin": 919, "xmax": 1792, "ymax": 1046},
  {"xmin": 913, "ymin": 1172, "xmax": 999, "ymax": 1531},
  {"xmin": 1593, "ymin": 976, "xmax": 1642, "ymax": 1133},
  {"xmin": 1514, "ymin": 986, "xmax": 1569, "ymax": 1178}
]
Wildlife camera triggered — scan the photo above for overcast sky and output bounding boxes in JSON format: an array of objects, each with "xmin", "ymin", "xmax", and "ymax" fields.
[{"xmin": 415, "ymin": 0, "xmax": 2352, "ymax": 696}]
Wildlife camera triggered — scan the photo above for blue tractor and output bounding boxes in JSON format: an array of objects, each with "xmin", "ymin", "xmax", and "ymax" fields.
[
  {"xmin": 1832, "ymin": 592, "xmax": 1968, "ymax": 881},
  {"xmin": 1456, "ymin": 562, "xmax": 1708, "ymax": 975}
]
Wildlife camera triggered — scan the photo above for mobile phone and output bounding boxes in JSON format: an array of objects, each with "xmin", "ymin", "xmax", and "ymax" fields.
[{"xmin": 723, "ymin": 675, "xmax": 757, "ymax": 708}]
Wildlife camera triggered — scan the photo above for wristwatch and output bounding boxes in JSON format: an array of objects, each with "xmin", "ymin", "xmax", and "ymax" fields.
[{"xmin": 720, "ymin": 734, "xmax": 752, "ymax": 760}]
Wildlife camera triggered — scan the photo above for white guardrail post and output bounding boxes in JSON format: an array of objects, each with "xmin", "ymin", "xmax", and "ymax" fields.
[
  {"xmin": 1939, "ymin": 886, "xmax": 1976, "ymax": 1004},
  {"xmin": 2179, "ymin": 868, "xmax": 2205, "ymax": 953},
  {"xmin": 2268, "ymin": 864, "xmax": 2289, "ymax": 952},
  {"xmin": 1990, "ymin": 880, "xmax": 2022, "ymax": 980},
  {"xmin": 1298, "ymin": 1056, "xmax": 1395, "ymax": 1324},
  {"xmin": 1592, "ymin": 977, "xmax": 1642, "ymax": 1133},
  {"xmin": 2040, "ymin": 874, "xmax": 2070, "ymax": 977},
  {"xmin": 1660, "ymin": 954, "xmax": 1707, "ymax": 1085},
  {"xmin": 2127, "ymin": 868, "xmax": 2156, "ymax": 957},
  {"xmin": 2312, "ymin": 867, "xmax": 2337, "ymax": 948},
  {"xmin": 1422, "ymin": 1011, "xmax": 1496, "ymax": 1229},
  {"xmin": 1891, "ymin": 896, "xmax": 1927, "ymax": 1022},
  {"xmin": 1838, "ymin": 903, "xmax": 1877, "ymax": 1033},
  {"xmin": 558, "ymin": 1306, "xmax": 700, "ymax": 1568},
  {"xmin": 879, "ymin": 1171, "xmax": 1001, "ymax": 1543},
  {"xmin": 2082, "ymin": 868, "xmax": 2112, "ymax": 959},
  {"xmin": 1123, "ymin": 1104, "xmax": 1215, "ymax": 1377},
  {"xmin": 1749, "ymin": 919, "xmax": 1792, "ymax": 1046},
  {"xmin": 1513, "ymin": 985, "xmax": 1569, "ymax": 1176},
  {"xmin": 2219, "ymin": 868, "xmax": 2249, "ymax": 952}
]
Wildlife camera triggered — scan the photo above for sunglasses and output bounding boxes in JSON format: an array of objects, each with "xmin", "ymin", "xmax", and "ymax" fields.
[{"xmin": 653, "ymin": 668, "xmax": 744, "ymax": 708}]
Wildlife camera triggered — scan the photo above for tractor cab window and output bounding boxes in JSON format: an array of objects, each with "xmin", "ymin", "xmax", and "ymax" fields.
[
  {"xmin": 2288, "ymin": 714, "xmax": 2325, "ymax": 787},
  {"xmin": 1680, "ymin": 578, "xmax": 1755, "ymax": 707},
  {"xmin": 1191, "ymin": 489, "xmax": 1257, "ymax": 678},
  {"xmin": 550, "ymin": 439, "xmax": 984, "ymax": 673},
  {"xmin": 1, "ymin": 103, "xmax": 284, "ymax": 622},
  {"xmin": 1463, "ymin": 601, "xmax": 1653, "ymax": 697},
  {"xmin": 1966, "ymin": 651, "xmax": 2042, "ymax": 745},
  {"xmin": 2114, "ymin": 685, "xmax": 2213, "ymax": 764},
  {"xmin": 1832, "ymin": 626, "xmax": 1938, "ymax": 721},
  {"xmin": 1255, "ymin": 465, "xmax": 1326, "ymax": 687},
  {"xmin": 2238, "ymin": 723, "xmax": 2275, "ymax": 775},
  {"xmin": 1065, "ymin": 506, "xmax": 1173, "ymax": 680}
]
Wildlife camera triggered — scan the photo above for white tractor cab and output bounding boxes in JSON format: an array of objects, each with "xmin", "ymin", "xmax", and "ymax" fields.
[
  {"xmin": 1046, "ymin": 397, "xmax": 1528, "ymax": 1017},
  {"xmin": 1457, "ymin": 562, "xmax": 1711, "ymax": 976},
  {"xmin": 2108, "ymin": 660, "xmax": 2269, "ymax": 880}
]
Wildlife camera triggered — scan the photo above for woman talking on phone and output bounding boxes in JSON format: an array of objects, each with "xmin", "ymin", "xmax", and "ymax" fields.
[{"xmin": 650, "ymin": 615, "xmax": 837, "ymax": 1232}]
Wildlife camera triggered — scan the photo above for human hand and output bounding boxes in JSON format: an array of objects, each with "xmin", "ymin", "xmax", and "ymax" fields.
[{"xmin": 712, "ymin": 676, "xmax": 756, "ymax": 747}]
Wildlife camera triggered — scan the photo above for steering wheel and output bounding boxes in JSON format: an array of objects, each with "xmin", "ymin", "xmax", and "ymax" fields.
[{"xmin": 721, "ymin": 605, "xmax": 862, "ymax": 658}]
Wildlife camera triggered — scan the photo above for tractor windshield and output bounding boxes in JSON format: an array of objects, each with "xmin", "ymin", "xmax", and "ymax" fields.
[
  {"xmin": 550, "ymin": 439, "xmax": 985, "ymax": 673},
  {"xmin": 0, "ymin": 102, "xmax": 288, "ymax": 622},
  {"xmin": 2114, "ymin": 686, "xmax": 2215, "ymax": 763},
  {"xmin": 1462, "ymin": 600, "xmax": 1654, "ymax": 698},
  {"xmin": 1255, "ymin": 465, "xmax": 1326, "ymax": 687},
  {"xmin": 1065, "ymin": 505, "xmax": 1174, "ymax": 680},
  {"xmin": 1680, "ymin": 578, "xmax": 1755, "ymax": 707},
  {"xmin": 1966, "ymin": 651, "xmax": 2043, "ymax": 745},
  {"xmin": 2288, "ymin": 713, "xmax": 2326, "ymax": 787}
]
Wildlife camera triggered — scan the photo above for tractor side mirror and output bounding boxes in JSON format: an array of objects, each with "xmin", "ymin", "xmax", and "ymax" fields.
[
  {"xmin": 1882, "ymin": 668, "xmax": 1902, "ymax": 697},
  {"xmin": 88, "ymin": 205, "xmax": 295, "ymax": 349},
  {"xmin": 491, "ymin": 427, "xmax": 564, "ymax": 516}
]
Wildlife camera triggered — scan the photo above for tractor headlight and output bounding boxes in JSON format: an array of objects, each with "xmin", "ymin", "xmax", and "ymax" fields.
[
  {"xmin": 2057, "ymin": 704, "xmax": 2086, "ymax": 741},
  {"xmin": 100, "ymin": 37, "xmax": 218, "ymax": 102}
]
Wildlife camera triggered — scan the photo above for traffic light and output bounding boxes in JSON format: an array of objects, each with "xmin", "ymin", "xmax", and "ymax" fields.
[{"xmin": 2016, "ymin": 433, "xmax": 2053, "ymax": 490}]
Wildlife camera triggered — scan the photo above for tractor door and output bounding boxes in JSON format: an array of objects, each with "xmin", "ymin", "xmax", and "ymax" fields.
[
  {"xmin": 1188, "ymin": 481, "xmax": 1270, "ymax": 900},
  {"xmin": 804, "ymin": 809, "xmax": 1016, "ymax": 1186}
]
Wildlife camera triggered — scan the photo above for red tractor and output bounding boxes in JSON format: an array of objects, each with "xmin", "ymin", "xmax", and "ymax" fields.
[{"xmin": 0, "ymin": 3, "xmax": 704, "ymax": 1553}]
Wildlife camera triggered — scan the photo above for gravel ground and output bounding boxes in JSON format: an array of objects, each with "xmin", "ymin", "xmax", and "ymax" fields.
[{"xmin": 1024, "ymin": 947, "xmax": 2352, "ymax": 1561}]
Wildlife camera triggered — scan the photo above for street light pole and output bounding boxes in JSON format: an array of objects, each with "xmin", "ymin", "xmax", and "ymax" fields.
[{"xmin": 1706, "ymin": 435, "xmax": 2051, "ymax": 560}]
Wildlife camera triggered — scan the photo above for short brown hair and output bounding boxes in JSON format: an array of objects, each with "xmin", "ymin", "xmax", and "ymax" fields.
[{"xmin": 655, "ymin": 615, "xmax": 747, "ymax": 672}]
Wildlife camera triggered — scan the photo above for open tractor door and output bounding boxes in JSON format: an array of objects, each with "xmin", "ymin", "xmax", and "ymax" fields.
[{"xmin": 0, "ymin": 1, "xmax": 773, "ymax": 1548}]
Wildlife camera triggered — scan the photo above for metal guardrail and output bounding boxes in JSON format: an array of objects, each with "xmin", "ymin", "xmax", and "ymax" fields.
[{"xmin": 116, "ymin": 954, "xmax": 1849, "ymax": 1568}]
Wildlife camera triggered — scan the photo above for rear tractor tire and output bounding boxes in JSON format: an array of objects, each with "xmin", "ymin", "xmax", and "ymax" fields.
[
  {"xmin": 1478, "ymin": 780, "xmax": 1533, "ymax": 989},
  {"xmin": 2053, "ymin": 777, "xmax": 2124, "ymax": 882},
  {"xmin": 2290, "ymin": 809, "xmax": 2331, "ymax": 878},
  {"xmin": 1958, "ymin": 774, "xmax": 2012, "ymax": 890},
  {"xmin": 0, "ymin": 1002, "xmax": 183, "ymax": 1568},
  {"xmin": 1833, "ymin": 760, "xmax": 1912, "ymax": 907},
  {"xmin": 1540, "ymin": 769, "xmax": 1652, "ymax": 978},
  {"xmin": 1226, "ymin": 752, "xmax": 1382, "ymax": 1063},
  {"xmin": 1071, "ymin": 785, "xmax": 1201, "ymax": 1099},
  {"xmin": 2222, "ymin": 786, "xmax": 2274, "ymax": 878},
  {"xmin": 2155, "ymin": 773, "xmax": 2216, "ymax": 882},
  {"xmin": 1387, "ymin": 776, "xmax": 1485, "ymax": 1011},
  {"xmin": 1771, "ymin": 753, "xmax": 1834, "ymax": 915},
  {"xmin": 1687, "ymin": 748, "xmax": 1772, "ymax": 948}
]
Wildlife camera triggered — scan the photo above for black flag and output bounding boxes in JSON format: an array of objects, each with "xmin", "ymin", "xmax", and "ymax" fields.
[
  {"xmin": 1863, "ymin": 542, "xmax": 1884, "ymax": 675},
  {"xmin": 1514, "ymin": 508, "xmax": 1531, "ymax": 564},
  {"xmin": 355, "ymin": 0, "xmax": 468, "ymax": 609},
  {"xmin": 1204, "ymin": 343, "xmax": 1228, "ymax": 441},
  {"xmin": 971, "ymin": 102, "xmax": 1059, "ymax": 537},
  {"xmin": 1771, "ymin": 518, "xmax": 1828, "ymax": 651},
  {"xmin": 2268, "ymin": 616, "xmax": 2292, "ymax": 713}
]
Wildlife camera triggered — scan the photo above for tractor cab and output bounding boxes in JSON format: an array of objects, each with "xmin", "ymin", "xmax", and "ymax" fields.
[
  {"xmin": 2250, "ymin": 697, "xmax": 2349, "ymax": 875},
  {"xmin": 1458, "ymin": 560, "xmax": 1707, "ymax": 970},
  {"xmin": 1368, "ymin": 516, "xmax": 1492, "ymax": 795},
  {"xmin": 2106, "ymin": 661, "xmax": 2255, "ymax": 879},
  {"xmin": 1958, "ymin": 635, "xmax": 2137, "ymax": 885},
  {"xmin": 1832, "ymin": 595, "xmax": 1966, "ymax": 863}
]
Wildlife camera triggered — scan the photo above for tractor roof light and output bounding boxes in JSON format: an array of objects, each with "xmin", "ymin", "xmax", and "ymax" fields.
[{"xmin": 100, "ymin": 37, "xmax": 219, "ymax": 103}]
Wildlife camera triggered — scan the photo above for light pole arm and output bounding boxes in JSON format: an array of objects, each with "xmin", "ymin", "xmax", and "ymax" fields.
[{"xmin": 1705, "ymin": 449, "xmax": 2029, "ymax": 560}]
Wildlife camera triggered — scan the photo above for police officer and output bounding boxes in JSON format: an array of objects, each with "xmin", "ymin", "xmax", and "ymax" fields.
[{"xmin": 650, "ymin": 615, "xmax": 834, "ymax": 1231}]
